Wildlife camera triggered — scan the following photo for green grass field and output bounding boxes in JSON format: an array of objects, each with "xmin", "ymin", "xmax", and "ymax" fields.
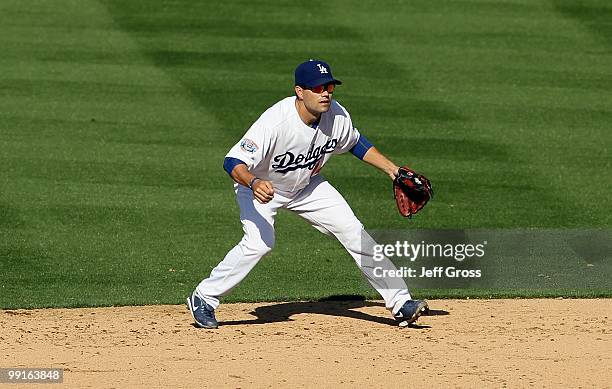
[{"xmin": 1, "ymin": 0, "xmax": 611, "ymax": 308}]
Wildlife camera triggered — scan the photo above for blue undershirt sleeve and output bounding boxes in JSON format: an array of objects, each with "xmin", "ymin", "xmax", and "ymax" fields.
[
  {"xmin": 223, "ymin": 157, "xmax": 247, "ymax": 176},
  {"xmin": 350, "ymin": 134, "xmax": 374, "ymax": 160}
]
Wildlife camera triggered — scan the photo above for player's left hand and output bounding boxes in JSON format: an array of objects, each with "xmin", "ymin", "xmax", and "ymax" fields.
[{"xmin": 393, "ymin": 166, "xmax": 433, "ymax": 218}]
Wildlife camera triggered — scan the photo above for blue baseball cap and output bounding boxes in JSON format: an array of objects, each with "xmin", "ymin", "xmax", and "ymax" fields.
[{"xmin": 294, "ymin": 59, "xmax": 342, "ymax": 87}]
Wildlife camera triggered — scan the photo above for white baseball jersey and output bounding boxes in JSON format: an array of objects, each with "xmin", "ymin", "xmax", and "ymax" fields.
[
  {"xmin": 196, "ymin": 95, "xmax": 413, "ymax": 316},
  {"xmin": 225, "ymin": 96, "xmax": 361, "ymax": 192}
]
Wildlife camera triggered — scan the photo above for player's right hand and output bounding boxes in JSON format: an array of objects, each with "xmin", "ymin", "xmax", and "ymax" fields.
[{"xmin": 252, "ymin": 180, "xmax": 275, "ymax": 204}]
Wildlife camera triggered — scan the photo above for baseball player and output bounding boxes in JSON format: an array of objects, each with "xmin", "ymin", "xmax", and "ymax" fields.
[{"xmin": 187, "ymin": 60, "xmax": 428, "ymax": 328}]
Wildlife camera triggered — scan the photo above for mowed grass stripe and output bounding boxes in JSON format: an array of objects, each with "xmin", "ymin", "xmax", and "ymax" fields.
[
  {"xmin": 333, "ymin": 0, "xmax": 611, "ymax": 228},
  {"xmin": 0, "ymin": 0, "xmax": 234, "ymax": 308},
  {"xmin": 1, "ymin": 1, "xmax": 610, "ymax": 308}
]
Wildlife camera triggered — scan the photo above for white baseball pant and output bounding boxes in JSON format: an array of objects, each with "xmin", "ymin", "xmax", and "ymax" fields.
[{"xmin": 196, "ymin": 174, "xmax": 412, "ymax": 313}]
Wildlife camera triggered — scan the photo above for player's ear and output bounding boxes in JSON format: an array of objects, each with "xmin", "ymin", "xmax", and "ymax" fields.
[{"xmin": 295, "ymin": 85, "xmax": 304, "ymax": 100}]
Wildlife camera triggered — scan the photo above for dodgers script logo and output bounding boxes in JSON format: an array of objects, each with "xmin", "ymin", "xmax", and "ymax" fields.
[{"xmin": 272, "ymin": 139, "xmax": 338, "ymax": 174}]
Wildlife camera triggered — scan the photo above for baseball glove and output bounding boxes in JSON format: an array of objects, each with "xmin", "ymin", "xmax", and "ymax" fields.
[{"xmin": 393, "ymin": 166, "xmax": 433, "ymax": 218}]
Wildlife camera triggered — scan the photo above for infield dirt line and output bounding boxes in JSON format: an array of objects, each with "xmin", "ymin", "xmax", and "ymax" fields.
[{"xmin": 2, "ymin": 299, "xmax": 610, "ymax": 388}]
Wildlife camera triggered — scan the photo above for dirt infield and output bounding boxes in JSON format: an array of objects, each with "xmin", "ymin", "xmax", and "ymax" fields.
[{"xmin": 2, "ymin": 299, "xmax": 610, "ymax": 388}]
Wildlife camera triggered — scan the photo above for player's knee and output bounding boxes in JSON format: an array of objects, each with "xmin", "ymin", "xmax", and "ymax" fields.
[
  {"xmin": 335, "ymin": 221, "xmax": 365, "ymax": 248},
  {"xmin": 337, "ymin": 220, "xmax": 364, "ymax": 239},
  {"xmin": 241, "ymin": 237, "xmax": 274, "ymax": 258}
]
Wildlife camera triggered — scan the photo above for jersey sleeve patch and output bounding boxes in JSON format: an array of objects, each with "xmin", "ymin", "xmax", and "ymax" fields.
[{"xmin": 240, "ymin": 138, "xmax": 259, "ymax": 154}]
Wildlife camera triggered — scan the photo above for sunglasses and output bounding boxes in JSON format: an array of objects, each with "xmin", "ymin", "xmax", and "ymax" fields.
[{"xmin": 305, "ymin": 83, "xmax": 336, "ymax": 94}]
